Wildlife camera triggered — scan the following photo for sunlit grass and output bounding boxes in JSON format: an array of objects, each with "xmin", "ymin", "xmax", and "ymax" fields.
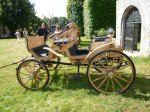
[{"xmin": 0, "ymin": 37, "xmax": 150, "ymax": 112}]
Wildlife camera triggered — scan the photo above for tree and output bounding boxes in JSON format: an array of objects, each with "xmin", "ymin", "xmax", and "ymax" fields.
[
  {"xmin": 67, "ymin": 0, "xmax": 85, "ymax": 36},
  {"xmin": 42, "ymin": 16, "xmax": 69, "ymax": 33},
  {"xmin": 0, "ymin": 0, "xmax": 36, "ymax": 35},
  {"xmin": 28, "ymin": 15, "xmax": 43, "ymax": 34}
]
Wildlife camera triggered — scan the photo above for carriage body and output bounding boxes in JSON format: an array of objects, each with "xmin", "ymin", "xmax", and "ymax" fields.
[{"xmin": 16, "ymin": 23, "xmax": 136, "ymax": 94}]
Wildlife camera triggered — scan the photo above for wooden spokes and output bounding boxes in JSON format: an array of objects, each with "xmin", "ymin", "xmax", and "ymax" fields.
[
  {"xmin": 17, "ymin": 59, "xmax": 49, "ymax": 90},
  {"xmin": 87, "ymin": 50, "xmax": 136, "ymax": 94}
]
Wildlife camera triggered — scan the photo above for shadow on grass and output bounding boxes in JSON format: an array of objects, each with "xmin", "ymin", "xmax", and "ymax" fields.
[
  {"xmin": 123, "ymin": 75, "xmax": 150, "ymax": 101},
  {"xmin": 0, "ymin": 37, "xmax": 17, "ymax": 39},
  {"xmin": 42, "ymin": 69, "xmax": 99, "ymax": 95},
  {"xmin": 41, "ymin": 70, "xmax": 150, "ymax": 99}
]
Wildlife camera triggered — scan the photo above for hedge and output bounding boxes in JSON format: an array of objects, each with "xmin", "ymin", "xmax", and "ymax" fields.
[
  {"xmin": 83, "ymin": 0, "xmax": 116, "ymax": 37},
  {"xmin": 67, "ymin": 0, "xmax": 84, "ymax": 36}
]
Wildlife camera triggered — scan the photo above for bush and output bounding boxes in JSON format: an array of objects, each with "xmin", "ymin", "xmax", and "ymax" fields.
[{"xmin": 94, "ymin": 28, "xmax": 108, "ymax": 36}]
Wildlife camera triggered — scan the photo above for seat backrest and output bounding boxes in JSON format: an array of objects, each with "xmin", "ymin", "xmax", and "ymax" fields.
[
  {"xmin": 68, "ymin": 44, "xmax": 78, "ymax": 56},
  {"xmin": 27, "ymin": 36, "xmax": 44, "ymax": 50}
]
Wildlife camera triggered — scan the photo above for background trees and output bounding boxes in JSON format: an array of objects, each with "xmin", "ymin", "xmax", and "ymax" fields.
[
  {"xmin": 0, "ymin": 0, "xmax": 41, "ymax": 35},
  {"xmin": 42, "ymin": 16, "xmax": 69, "ymax": 33}
]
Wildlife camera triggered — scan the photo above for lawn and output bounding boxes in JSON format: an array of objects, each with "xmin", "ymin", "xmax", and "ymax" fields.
[{"xmin": 0, "ymin": 37, "xmax": 150, "ymax": 112}]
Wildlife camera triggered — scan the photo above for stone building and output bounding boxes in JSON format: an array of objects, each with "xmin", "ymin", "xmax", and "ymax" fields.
[{"xmin": 116, "ymin": 0, "xmax": 150, "ymax": 56}]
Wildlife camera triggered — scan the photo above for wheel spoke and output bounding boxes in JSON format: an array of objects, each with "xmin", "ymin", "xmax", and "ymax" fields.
[
  {"xmin": 105, "ymin": 53, "xmax": 109, "ymax": 68},
  {"xmin": 21, "ymin": 75, "xmax": 30, "ymax": 79},
  {"xmin": 92, "ymin": 66, "xmax": 106, "ymax": 73},
  {"xmin": 22, "ymin": 66, "xmax": 32, "ymax": 74},
  {"xmin": 35, "ymin": 79, "xmax": 39, "ymax": 88},
  {"xmin": 31, "ymin": 79, "xmax": 33, "ymax": 87},
  {"xmin": 114, "ymin": 75, "xmax": 129, "ymax": 83},
  {"xmin": 96, "ymin": 57, "xmax": 107, "ymax": 70},
  {"xmin": 116, "ymin": 56, "xmax": 124, "ymax": 67},
  {"xmin": 36, "ymin": 79, "xmax": 45, "ymax": 85},
  {"xmin": 116, "ymin": 64, "xmax": 131, "ymax": 71},
  {"xmin": 90, "ymin": 72, "xmax": 106, "ymax": 76},
  {"xmin": 24, "ymin": 79, "xmax": 31, "ymax": 85},
  {"xmin": 105, "ymin": 78, "xmax": 110, "ymax": 92},
  {"xmin": 92, "ymin": 75, "xmax": 106, "ymax": 83},
  {"xmin": 111, "ymin": 78, "xmax": 115, "ymax": 92},
  {"xmin": 98, "ymin": 77, "xmax": 108, "ymax": 88},
  {"xmin": 38, "ymin": 75, "xmax": 46, "ymax": 79},
  {"xmin": 34, "ymin": 66, "xmax": 42, "ymax": 74},
  {"xmin": 20, "ymin": 71, "xmax": 31, "ymax": 75},
  {"xmin": 113, "ymin": 76, "xmax": 124, "ymax": 89}
]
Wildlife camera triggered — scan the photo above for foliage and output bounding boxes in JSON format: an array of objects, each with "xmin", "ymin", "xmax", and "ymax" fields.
[
  {"xmin": 94, "ymin": 28, "xmax": 108, "ymax": 36},
  {"xmin": 28, "ymin": 15, "xmax": 43, "ymax": 34},
  {"xmin": 83, "ymin": 0, "xmax": 94, "ymax": 37},
  {"xmin": 0, "ymin": 0, "xmax": 38, "ymax": 35},
  {"xmin": 83, "ymin": 0, "xmax": 116, "ymax": 37},
  {"xmin": 67, "ymin": 0, "xmax": 85, "ymax": 36},
  {"xmin": 42, "ymin": 16, "xmax": 69, "ymax": 32}
]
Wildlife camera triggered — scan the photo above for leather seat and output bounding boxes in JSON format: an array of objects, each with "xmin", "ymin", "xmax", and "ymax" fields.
[
  {"xmin": 68, "ymin": 45, "xmax": 89, "ymax": 56},
  {"xmin": 31, "ymin": 45, "xmax": 50, "ymax": 57}
]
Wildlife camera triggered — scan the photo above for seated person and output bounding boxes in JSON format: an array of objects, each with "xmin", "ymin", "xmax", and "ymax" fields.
[
  {"xmin": 51, "ymin": 25, "xmax": 68, "ymax": 45},
  {"xmin": 54, "ymin": 25, "xmax": 62, "ymax": 34},
  {"xmin": 106, "ymin": 28, "xmax": 115, "ymax": 42},
  {"xmin": 51, "ymin": 22, "xmax": 79, "ymax": 45},
  {"xmin": 66, "ymin": 22, "xmax": 79, "ymax": 41}
]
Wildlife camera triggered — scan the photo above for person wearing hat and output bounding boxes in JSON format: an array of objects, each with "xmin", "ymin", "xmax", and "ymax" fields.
[{"xmin": 107, "ymin": 28, "xmax": 115, "ymax": 42}]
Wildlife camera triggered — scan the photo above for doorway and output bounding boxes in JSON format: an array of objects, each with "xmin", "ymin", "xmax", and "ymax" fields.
[{"xmin": 124, "ymin": 7, "xmax": 141, "ymax": 52}]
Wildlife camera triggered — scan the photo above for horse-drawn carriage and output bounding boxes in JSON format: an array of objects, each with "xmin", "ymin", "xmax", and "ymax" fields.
[{"xmin": 16, "ymin": 22, "xmax": 136, "ymax": 94}]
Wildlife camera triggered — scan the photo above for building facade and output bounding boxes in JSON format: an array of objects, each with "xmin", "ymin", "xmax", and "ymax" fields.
[{"xmin": 116, "ymin": 0, "xmax": 150, "ymax": 56}]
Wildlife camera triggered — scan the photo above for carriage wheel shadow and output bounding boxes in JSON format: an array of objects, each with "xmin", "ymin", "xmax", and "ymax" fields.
[
  {"xmin": 42, "ymin": 70, "xmax": 150, "ymax": 100},
  {"xmin": 42, "ymin": 69, "xmax": 99, "ymax": 95},
  {"xmin": 122, "ymin": 75, "xmax": 150, "ymax": 101}
]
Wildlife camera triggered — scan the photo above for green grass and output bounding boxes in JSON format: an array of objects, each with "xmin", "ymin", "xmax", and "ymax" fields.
[{"xmin": 0, "ymin": 37, "xmax": 150, "ymax": 112}]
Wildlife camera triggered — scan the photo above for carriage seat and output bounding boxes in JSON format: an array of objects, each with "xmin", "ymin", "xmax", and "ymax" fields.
[
  {"xmin": 68, "ymin": 45, "xmax": 89, "ymax": 56},
  {"xmin": 31, "ymin": 45, "xmax": 50, "ymax": 57},
  {"xmin": 54, "ymin": 38, "xmax": 68, "ymax": 45},
  {"xmin": 94, "ymin": 36, "xmax": 109, "ymax": 42}
]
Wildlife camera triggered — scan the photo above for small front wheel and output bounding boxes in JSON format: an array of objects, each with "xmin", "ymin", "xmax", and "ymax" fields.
[
  {"xmin": 17, "ymin": 59, "xmax": 49, "ymax": 90},
  {"xmin": 87, "ymin": 50, "xmax": 136, "ymax": 94}
]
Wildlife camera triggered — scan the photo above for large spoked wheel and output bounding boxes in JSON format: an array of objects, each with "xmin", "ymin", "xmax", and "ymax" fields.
[
  {"xmin": 47, "ymin": 57, "xmax": 60, "ymax": 70},
  {"xmin": 17, "ymin": 59, "xmax": 49, "ymax": 90},
  {"xmin": 87, "ymin": 50, "xmax": 136, "ymax": 94}
]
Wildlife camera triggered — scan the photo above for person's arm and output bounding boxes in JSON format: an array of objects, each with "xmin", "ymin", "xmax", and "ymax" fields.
[
  {"xmin": 46, "ymin": 29, "xmax": 49, "ymax": 37},
  {"xmin": 36, "ymin": 28, "xmax": 41, "ymax": 36}
]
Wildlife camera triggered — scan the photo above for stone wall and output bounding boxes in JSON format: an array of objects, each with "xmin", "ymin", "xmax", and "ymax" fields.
[{"xmin": 116, "ymin": 0, "xmax": 150, "ymax": 56}]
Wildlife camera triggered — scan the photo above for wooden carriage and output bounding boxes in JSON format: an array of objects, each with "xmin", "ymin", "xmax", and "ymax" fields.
[{"xmin": 16, "ymin": 22, "xmax": 136, "ymax": 94}]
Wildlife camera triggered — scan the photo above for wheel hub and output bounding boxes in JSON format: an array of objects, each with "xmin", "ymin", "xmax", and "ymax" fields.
[{"xmin": 107, "ymin": 71, "xmax": 114, "ymax": 78}]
